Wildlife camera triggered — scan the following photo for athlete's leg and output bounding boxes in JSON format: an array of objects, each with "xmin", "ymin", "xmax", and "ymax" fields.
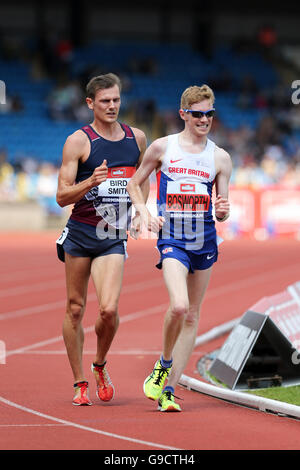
[
  {"xmin": 63, "ymin": 253, "xmax": 91, "ymax": 383},
  {"xmin": 91, "ymin": 253, "xmax": 125, "ymax": 365},
  {"xmin": 166, "ymin": 266, "xmax": 212, "ymax": 389},
  {"xmin": 143, "ymin": 257, "xmax": 188, "ymax": 403},
  {"xmin": 161, "ymin": 258, "xmax": 189, "ymax": 361}
]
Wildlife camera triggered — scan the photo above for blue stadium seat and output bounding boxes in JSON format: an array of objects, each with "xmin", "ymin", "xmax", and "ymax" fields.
[{"xmin": 0, "ymin": 41, "xmax": 283, "ymax": 163}]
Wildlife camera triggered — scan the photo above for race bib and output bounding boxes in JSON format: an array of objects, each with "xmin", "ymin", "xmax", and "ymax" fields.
[
  {"xmin": 166, "ymin": 181, "xmax": 210, "ymax": 213},
  {"xmin": 56, "ymin": 227, "xmax": 69, "ymax": 245},
  {"xmin": 85, "ymin": 166, "xmax": 135, "ymax": 228}
]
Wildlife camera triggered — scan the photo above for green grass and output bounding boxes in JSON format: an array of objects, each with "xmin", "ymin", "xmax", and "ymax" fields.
[
  {"xmin": 246, "ymin": 385, "xmax": 300, "ymax": 406},
  {"xmin": 207, "ymin": 370, "xmax": 300, "ymax": 406}
]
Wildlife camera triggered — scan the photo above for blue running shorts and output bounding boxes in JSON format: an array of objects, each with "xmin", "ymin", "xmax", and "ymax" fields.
[
  {"xmin": 156, "ymin": 244, "xmax": 218, "ymax": 273},
  {"xmin": 56, "ymin": 219, "xmax": 127, "ymax": 262}
]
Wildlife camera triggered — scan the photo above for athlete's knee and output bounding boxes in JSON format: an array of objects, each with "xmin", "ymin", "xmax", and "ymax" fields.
[
  {"xmin": 66, "ymin": 299, "xmax": 85, "ymax": 325},
  {"xmin": 170, "ymin": 303, "xmax": 189, "ymax": 320},
  {"xmin": 99, "ymin": 303, "xmax": 118, "ymax": 322},
  {"xmin": 185, "ymin": 307, "xmax": 199, "ymax": 326}
]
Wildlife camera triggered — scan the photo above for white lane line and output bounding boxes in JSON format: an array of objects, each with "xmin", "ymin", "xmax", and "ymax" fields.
[
  {"xmin": 0, "ymin": 276, "xmax": 162, "ymax": 299},
  {"xmin": 2, "ymin": 260, "xmax": 299, "ymax": 322},
  {"xmin": 14, "ymin": 350, "xmax": 202, "ymax": 356},
  {"xmin": 0, "ymin": 265, "xmax": 61, "ymax": 283},
  {"xmin": 0, "ymin": 249, "xmax": 280, "ymax": 283},
  {"xmin": 2, "ymin": 246, "xmax": 291, "ymax": 449},
  {"xmin": 205, "ymin": 261, "xmax": 300, "ymax": 300},
  {"xmin": 0, "ymin": 396, "xmax": 180, "ymax": 450},
  {"xmin": 0, "ymin": 280, "xmax": 65, "ymax": 298},
  {"xmin": 0, "ymin": 424, "xmax": 67, "ymax": 427},
  {"xmin": 1, "ymin": 303, "xmax": 181, "ymax": 450},
  {"xmin": 0, "ymin": 278, "xmax": 163, "ymax": 321},
  {"xmin": 5, "ymin": 304, "xmax": 168, "ymax": 358},
  {"xmin": 0, "ymin": 300, "xmax": 67, "ymax": 321}
]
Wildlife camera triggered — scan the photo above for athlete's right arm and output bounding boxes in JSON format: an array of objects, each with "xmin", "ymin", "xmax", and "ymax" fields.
[
  {"xmin": 56, "ymin": 131, "xmax": 108, "ymax": 207},
  {"xmin": 127, "ymin": 137, "xmax": 167, "ymax": 233}
]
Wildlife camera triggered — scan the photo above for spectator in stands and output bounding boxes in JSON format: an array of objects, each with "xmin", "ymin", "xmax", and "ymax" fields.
[
  {"xmin": 0, "ymin": 148, "xmax": 15, "ymax": 200},
  {"xmin": 36, "ymin": 162, "xmax": 61, "ymax": 215},
  {"xmin": 0, "ymin": 93, "xmax": 24, "ymax": 114},
  {"xmin": 48, "ymin": 78, "xmax": 83, "ymax": 121},
  {"xmin": 237, "ymin": 75, "xmax": 258, "ymax": 109},
  {"xmin": 257, "ymin": 24, "xmax": 278, "ymax": 55}
]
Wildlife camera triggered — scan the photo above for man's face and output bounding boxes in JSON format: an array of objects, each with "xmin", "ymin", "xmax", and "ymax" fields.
[
  {"xmin": 86, "ymin": 84, "xmax": 121, "ymax": 123},
  {"xmin": 180, "ymin": 99, "xmax": 214, "ymax": 136}
]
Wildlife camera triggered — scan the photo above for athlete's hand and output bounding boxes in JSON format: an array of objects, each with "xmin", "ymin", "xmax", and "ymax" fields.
[
  {"xmin": 129, "ymin": 214, "xmax": 141, "ymax": 240},
  {"xmin": 90, "ymin": 159, "xmax": 108, "ymax": 187},
  {"xmin": 144, "ymin": 214, "xmax": 165, "ymax": 233},
  {"xmin": 215, "ymin": 194, "xmax": 230, "ymax": 221}
]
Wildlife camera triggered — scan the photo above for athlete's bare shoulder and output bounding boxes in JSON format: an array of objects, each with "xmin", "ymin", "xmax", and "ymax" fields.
[
  {"xmin": 131, "ymin": 126, "xmax": 146, "ymax": 140},
  {"xmin": 63, "ymin": 129, "xmax": 90, "ymax": 161},
  {"xmin": 150, "ymin": 135, "xmax": 169, "ymax": 153},
  {"xmin": 65, "ymin": 129, "xmax": 89, "ymax": 147},
  {"xmin": 215, "ymin": 144, "xmax": 231, "ymax": 160},
  {"xmin": 214, "ymin": 144, "xmax": 232, "ymax": 173},
  {"xmin": 131, "ymin": 126, "xmax": 147, "ymax": 151}
]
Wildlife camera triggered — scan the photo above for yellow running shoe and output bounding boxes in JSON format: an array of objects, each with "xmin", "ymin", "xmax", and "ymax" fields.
[
  {"xmin": 143, "ymin": 360, "xmax": 171, "ymax": 401},
  {"xmin": 158, "ymin": 390, "xmax": 182, "ymax": 412}
]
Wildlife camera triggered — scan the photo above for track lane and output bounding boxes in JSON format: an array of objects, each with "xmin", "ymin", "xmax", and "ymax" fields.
[{"xmin": 1, "ymin": 234, "xmax": 300, "ymax": 449}]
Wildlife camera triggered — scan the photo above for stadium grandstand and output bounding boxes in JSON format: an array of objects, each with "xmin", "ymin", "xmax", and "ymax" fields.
[{"xmin": 0, "ymin": 1, "xmax": 300, "ymax": 235}]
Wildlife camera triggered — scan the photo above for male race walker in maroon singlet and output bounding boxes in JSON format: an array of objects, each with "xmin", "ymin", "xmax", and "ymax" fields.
[{"xmin": 56, "ymin": 73, "xmax": 148, "ymax": 405}]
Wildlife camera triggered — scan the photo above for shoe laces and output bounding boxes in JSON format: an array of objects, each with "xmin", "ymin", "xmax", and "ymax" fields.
[
  {"xmin": 74, "ymin": 380, "xmax": 88, "ymax": 389},
  {"xmin": 74, "ymin": 381, "xmax": 89, "ymax": 395},
  {"xmin": 164, "ymin": 390, "xmax": 182, "ymax": 401},
  {"xmin": 95, "ymin": 365, "xmax": 112, "ymax": 387},
  {"xmin": 153, "ymin": 365, "xmax": 169, "ymax": 386}
]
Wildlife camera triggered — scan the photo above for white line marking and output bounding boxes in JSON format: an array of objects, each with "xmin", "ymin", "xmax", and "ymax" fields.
[
  {"xmin": 14, "ymin": 350, "xmax": 202, "ymax": 356},
  {"xmin": 0, "ymin": 265, "xmax": 61, "ymax": 282},
  {"xmin": 2, "ymin": 252, "xmax": 298, "ymax": 448},
  {"xmin": 0, "ymin": 279, "xmax": 65, "ymax": 298},
  {"xmin": 205, "ymin": 261, "xmax": 300, "ymax": 300},
  {"xmin": 5, "ymin": 261, "xmax": 300, "ymax": 356},
  {"xmin": 0, "ymin": 299, "xmax": 68, "ymax": 321},
  {"xmin": 0, "ymin": 277, "xmax": 163, "ymax": 299},
  {"xmin": 0, "ymin": 424, "xmax": 67, "ymax": 427},
  {"xmin": 0, "ymin": 396, "xmax": 180, "ymax": 450},
  {"xmin": 1, "ymin": 302, "xmax": 180, "ymax": 450},
  {"xmin": 5, "ymin": 304, "xmax": 168, "ymax": 358},
  {"xmin": 2, "ymin": 260, "xmax": 299, "ymax": 322},
  {"xmin": 0, "ymin": 278, "xmax": 163, "ymax": 320}
]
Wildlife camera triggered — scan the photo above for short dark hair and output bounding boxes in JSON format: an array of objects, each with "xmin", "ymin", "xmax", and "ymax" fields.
[{"xmin": 86, "ymin": 73, "xmax": 122, "ymax": 100}]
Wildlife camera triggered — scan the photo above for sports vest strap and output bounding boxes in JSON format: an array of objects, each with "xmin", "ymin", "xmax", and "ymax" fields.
[
  {"xmin": 121, "ymin": 123, "xmax": 134, "ymax": 138},
  {"xmin": 81, "ymin": 125, "xmax": 100, "ymax": 142}
]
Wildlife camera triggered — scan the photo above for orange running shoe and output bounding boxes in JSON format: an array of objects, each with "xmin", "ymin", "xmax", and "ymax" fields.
[
  {"xmin": 72, "ymin": 381, "xmax": 92, "ymax": 406},
  {"xmin": 91, "ymin": 362, "xmax": 115, "ymax": 402}
]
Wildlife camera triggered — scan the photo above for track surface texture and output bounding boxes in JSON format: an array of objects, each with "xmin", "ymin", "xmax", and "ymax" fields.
[{"xmin": 1, "ymin": 231, "xmax": 300, "ymax": 452}]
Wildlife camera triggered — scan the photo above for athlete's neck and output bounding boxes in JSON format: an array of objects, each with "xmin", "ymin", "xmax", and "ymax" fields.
[
  {"xmin": 91, "ymin": 120, "xmax": 124, "ymax": 141},
  {"xmin": 179, "ymin": 129, "xmax": 208, "ymax": 152}
]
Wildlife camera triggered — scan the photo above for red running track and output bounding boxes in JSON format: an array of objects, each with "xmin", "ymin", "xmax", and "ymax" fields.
[{"xmin": 1, "ymin": 231, "xmax": 300, "ymax": 451}]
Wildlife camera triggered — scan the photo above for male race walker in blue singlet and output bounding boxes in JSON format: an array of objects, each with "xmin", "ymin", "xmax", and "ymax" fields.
[
  {"xmin": 56, "ymin": 73, "xmax": 148, "ymax": 405},
  {"xmin": 127, "ymin": 84, "xmax": 232, "ymax": 411}
]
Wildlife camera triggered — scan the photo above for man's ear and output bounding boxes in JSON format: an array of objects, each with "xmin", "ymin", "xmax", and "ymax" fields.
[
  {"xmin": 179, "ymin": 108, "xmax": 186, "ymax": 121},
  {"xmin": 86, "ymin": 97, "xmax": 94, "ymax": 110}
]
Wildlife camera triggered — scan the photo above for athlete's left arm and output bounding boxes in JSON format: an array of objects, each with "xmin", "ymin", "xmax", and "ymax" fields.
[{"xmin": 214, "ymin": 147, "xmax": 232, "ymax": 222}]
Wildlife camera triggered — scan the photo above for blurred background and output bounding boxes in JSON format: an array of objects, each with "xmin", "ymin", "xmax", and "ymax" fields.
[{"xmin": 0, "ymin": 0, "xmax": 300, "ymax": 238}]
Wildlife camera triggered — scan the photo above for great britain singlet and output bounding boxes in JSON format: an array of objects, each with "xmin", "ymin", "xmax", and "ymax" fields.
[
  {"xmin": 70, "ymin": 123, "xmax": 140, "ymax": 230},
  {"xmin": 156, "ymin": 133, "xmax": 217, "ymax": 253}
]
